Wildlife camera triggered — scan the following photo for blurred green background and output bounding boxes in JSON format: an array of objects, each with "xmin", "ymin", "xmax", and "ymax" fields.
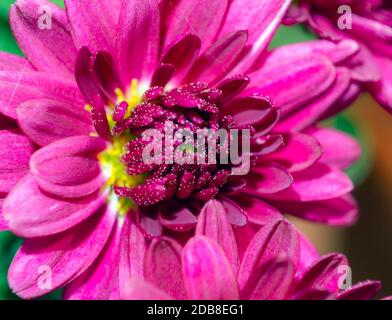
[{"xmin": 0, "ymin": 0, "xmax": 390, "ymax": 299}]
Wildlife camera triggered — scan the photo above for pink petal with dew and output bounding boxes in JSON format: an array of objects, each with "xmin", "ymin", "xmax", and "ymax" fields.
[
  {"xmin": 337, "ymin": 280, "xmax": 382, "ymax": 300},
  {"xmin": 263, "ymin": 163, "xmax": 354, "ymax": 202},
  {"xmin": 0, "ymin": 52, "xmax": 33, "ymax": 71},
  {"xmin": 247, "ymin": 54, "xmax": 336, "ymax": 115},
  {"xmin": 10, "ymin": 0, "xmax": 77, "ymax": 78},
  {"xmin": 3, "ymin": 174, "xmax": 106, "ymax": 238},
  {"xmin": 30, "ymin": 136, "xmax": 106, "ymax": 198},
  {"xmin": 196, "ymin": 200, "xmax": 240, "ymax": 275},
  {"xmin": 238, "ymin": 219, "xmax": 299, "ymax": 292},
  {"xmin": 144, "ymin": 237, "xmax": 186, "ymax": 300},
  {"xmin": 262, "ymin": 133, "xmax": 323, "ymax": 173},
  {"xmin": 119, "ymin": 215, "xmax": 148, "ymax": 296},
  {"xmin": 222, "ymin": 0, "xmax": 291, "ymax": 74},
  {"xmin": 121, "ymin": 278, "xmax": 172, "ymax": 300},
  {"xmin": 182, "ymin": 236, "xmax": 239, "ymax": 300},
  {"xmin": 0, "ymin": 130, "xmax": 34, "ymax": 194},
  {"xmin": 17, "ymin": 98, "xmax": 93, "ymax": 147},
  {"xmin": 65, "ymin": 0, "xmax": 122, "ymax": 55},
  {"xmin": 308, "ymin": 127, "xmax": 361, "ymax": 169},
  {"xmin": 8, "ymin": 205, "xmax": 116, "ymax": 299},
  {"xmin": 63, "ymin": 221, "xmax": 121, "ymax": 300},
  {"xmin": 163, "ymin": 0, "xmax": 228, "ymax": 51},
  {"xmin": 0, "ymin": 71, "xmax": 84, "ymax": 119},
  {"xmin": 275, "ymin": 68, "xmax": 351, "ymax": 132},
  {"xmin": 116, "ymin": 0, "xmax": 160, "ymax": 86},
  {"xmin": 295, "ymin": 253, "xmax": 349, "ymax": 294}
]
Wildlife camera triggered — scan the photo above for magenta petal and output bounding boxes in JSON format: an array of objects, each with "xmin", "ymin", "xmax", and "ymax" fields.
[
  {"xmin": 116, "ymin": 0, "xmax": 160, "ymax": 85},
  {"xmin": 65, "ymin": 0, "xmax": 122, "ymax": 55},
  {"xmin": 185, "ymin": 30, "xmax": 248, "ymax": 84},
  {"xmin": 182, "ymin": 236, "xmax": 239, "ymax": 300},
  {"xmin": 263, "ymin": 133, "xmax": 323, "ymax": 173},
  {"xmin": 270, "ymin": 195, "xmax": 358, "ymax": 227},
  {"xmin": 275, "ymin": 68, "xmax": 351, "ymax": 132},
  {"xmin": 0, "ymin": 52, "xmax": 33, "ymax": 71},
  {"xmin": 295, "ymin": 253, "xmax": 349, "ymax": 294},
  {"xmin": 119, "ymin": 215, "xmax": 148, "ymax": 296},
  {"xmin": 63, "ymin": 221, "xmax": 121, "ymax": 300},
  {"xmin": 3, "ymin": 174, "xmax": 106, "ymax": 237},
  {"xmin": 368, "ymin": 55, "xmax": 392, "ymax": 113},
  {"xmin": 196, "ymin": 200, "xmax": 240, "ymax": 275},
  {"xmin": 238, "ymin": 219, "xmax": 299, "ymax": 292},
  {"xmin": 0, "ymin": 130, "xmax": 34, "ymax": 193},
  {"xmin": 163, "ymin": 0, "xmax": 228, "ymax": 51},
  {"xmin": 30, "ymin": 136, "xmax": 106, "ymax": 198},
  {"xmin": 10, "ymin": 0, "xmax": 77, "ymax": 78},
  {"xmin": 17, "ymin": 99, "xmax": 93, "ymax": 147},
  {"xmin": 297, "ymin": 231, "xmax": 320, "ymax": 278},
  {"xmin": 159, "ymin": 201, "xmax": 197, "ymax": 232},
  {"xmin": 0, "ymin": 198, "xmax": 8, "ymax": 231},
  {"xmin": 243, "ymin": 258, "xmax": 295, "ymax": 300},
  {"xmin": 222, "ymin": 0, "xmax": 291, "ymax": 74},
  {"xmin": 144, "ymin": 237, "xmax": 186, "ymax": 300},
  {"xmin": 0, "ymin": 71, "xmax": 84, "ymax": 119},
  {"xmin": 121, "ymin": 278, "xmax": 172, "ymax": 300},
  {"xmin": 308, "ymin": 127, "xmax": 361, "ymax": 169},
  {"xmin": 219, "ymin": 196, "xmax": 248, "ymax": 227},
  {"xmin": 151, "ymin": 64, "xmax": 175, "ymax": 88},
  {"xmin": 8, "ymin": 206, "xmax": 116, "ymax": 299},
  {"xmin": 248, "ymin": 54, "xmax": 336, "ymax": 115},
  {"xmin": 245, "ymin": 165, "xmax": 293, "ymax": 195},
  {"xmin": 337, "ymin": 281, "xmax": 382, "ymax": 300},
  {"xmin": 263, "ymin": 163, "xmax": 354, "ymax": 202}
]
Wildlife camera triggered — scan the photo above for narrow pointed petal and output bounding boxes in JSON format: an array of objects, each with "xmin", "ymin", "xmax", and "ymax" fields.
[
  {"xmin": 368, "ymin": 56, "xmax": 392, "ymax": 113},
  {"xmin": 295, "ymin": 253, "xmax": 349, "ymax": 294},
  {"xmin": 0, "ymin": 52, "xmax": 33, "ymax": 71},
  {"xmin": 163, "ymin": 0, "xmax": 228, "ymax": 51},
  {"xmin": 8, "ymin": 206, "xmax": 115, "ymax": 299},
  {"xmin": 196, "ymin": 200, "xmax": 240, "ymax": 275},
  {"xmin": 17, "ymin": 99, "xmax": 93, "ymax": 147},
  {"xmin": 3, "ymin": 174, "xmax": 106, "ymax": 237},
  {"xmin": 0, "ymin": 130, "xmax": 34, "ymax": 193},
  {"xmin": 238, "ymin": 220, "xmax": 299, "ymax": 292},
  {"xmin": 65, "ymin": 0, "xmax": 122, "ymax": 55},
  {"xmin": 119, "ymin": 215, "xmax": 148, "ymax": 296},
  {"xmin": 63, "ymin": 222, "xmax": 121, "ymax": 300},
  {"xmin": 182, "ymin": 236, "xmax": 239, "ymax": 300},
  {"xmin": 270, "ymin": 195, "xmax": 358, "ymax": 227},
  {"xmin": 297, "ymin": 231, "xmax": 320, "ymax": 277},
  {"xmin": 223, "ymin": 0, "xmax": 291, "ymax": 74},
  {"xmin": 116, "ymin": 0, "xmax": 160, "ymax": 85},
  {"xmin": 0, "ymin": 71, "xmax": 84, "ymax": 119},
  {"xmin": 247, "ymin": 54, "xmax": 336, "ymax": 115},
  {"xmin": 263, "ymin": 163, "xmax": 354, "ymax": 202},
  {"xmin": 30, "ymin": 136, "xmax": 106, "ymax": 198},
  {"xmin": 275, "ymin": 68, "xmax": 351, "ymax": 132},
  {"xmin": 10, "ymin": 0, "xmax": 77, "ymax": 78},
  {"xmin": 0, "ymin": 199, "xmax": 8, "ymax": 231},
  {"xmin": 262, "ymin": 133, "xmax": 323, "ymax": 173},
  {"xmin": 243, "ymin": 258, "xmax": 295, "ymax": 300},
  {"xmin": 185, "ymin": 31, "xmax": 248, "ymax": 84},
  {"xmin": 245, "ymin": 165, "xmax": 293, "ymax": 195},
  {"xmin": 121, "ymin": 278, "xmax": 172, "ymax": 300},
  {"xmin": 145, "ymin": 237, "xmax": 186, "ymax": 300},
  {"xmin": 308, "ymin": 127, "xmax": 361, "ymax": 169},
  {"xmin": 337, "ymin": 281, "xmax": 382, "ymax": 300}
]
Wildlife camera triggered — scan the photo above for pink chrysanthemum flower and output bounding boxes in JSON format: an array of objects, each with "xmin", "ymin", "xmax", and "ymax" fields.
[
  {"xmin": 285, "ymin": 0, "xmax": 392, "ymax": 112},
  {"xmin": 121, "ymin": 209, "xmax": 387, "ymax": 300},
  {"xmin": 0, "ymin": 0, "xmax": 362, "ymax": 298}
]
